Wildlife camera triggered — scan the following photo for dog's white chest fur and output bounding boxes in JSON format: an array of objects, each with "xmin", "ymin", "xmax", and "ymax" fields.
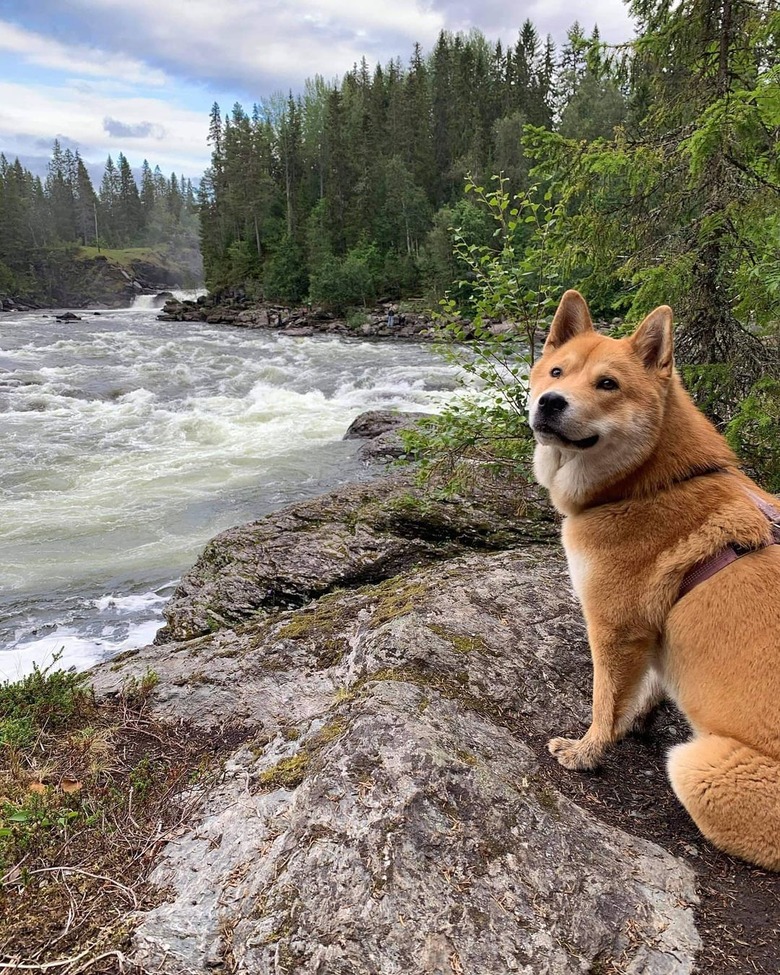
[{"xmin": 533, "ymin": 443, "xmax": 601, "ymax": 510}]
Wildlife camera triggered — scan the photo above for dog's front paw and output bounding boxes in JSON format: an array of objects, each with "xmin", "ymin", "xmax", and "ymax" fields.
[{"xmin": 548, "ymin": 736, "xmax": 602, "ymax": 771}]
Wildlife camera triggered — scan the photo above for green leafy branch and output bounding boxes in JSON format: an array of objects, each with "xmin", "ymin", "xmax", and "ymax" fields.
[{"xmin": 404, "ymin": 174, "xmax": 565, "ymax": 489}]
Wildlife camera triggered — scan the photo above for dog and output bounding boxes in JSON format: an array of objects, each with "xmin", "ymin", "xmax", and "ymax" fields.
[{"xmin": 528, "ymin": 289, "xmax": 780, "ymax": 870}]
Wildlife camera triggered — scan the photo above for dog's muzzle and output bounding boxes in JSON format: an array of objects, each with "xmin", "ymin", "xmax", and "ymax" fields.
[{"xmin": 530, "ymin": 393, "xmax": 600, "ymax": 449}]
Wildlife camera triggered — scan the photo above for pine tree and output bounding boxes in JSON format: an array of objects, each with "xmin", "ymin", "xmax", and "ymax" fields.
[
  {"xmin": 140, "ymin": 159, "xmax": 156, "ymax": 235},
  {"xmin": 46, "ymin": 139, "xmax": 76, "ymax": 242},
  {"xmin": 116, "ymin": 153, "xmax": 143, "ymax": 244},
  {"xmin": 98, "ymin": 156, "xmax": 121, "ymax": 244},
  {"xmin": 529, "ymin": 0, "xmax": 779, "ymax": 417},
  {"xmin": 74, "ymin": 153, "xmax": 99, "ymax": 246},
  {"xmin": 630, "ymin": 0, "xmax": 780, "ymax": 386}
]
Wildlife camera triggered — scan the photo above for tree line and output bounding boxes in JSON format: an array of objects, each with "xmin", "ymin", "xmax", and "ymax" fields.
[
  {"xmin": 198, "ymin": 20, "xmax": 627, "ymax": 309},
  {"xmin": 0, "ymin": 144, "xmax": 199, "ymax": 298}
]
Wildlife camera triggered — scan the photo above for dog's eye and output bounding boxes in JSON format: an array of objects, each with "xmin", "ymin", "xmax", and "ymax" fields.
[
  {"xmin": 597, "ymin": 377, "xmax": 619, "ymax": 390},
  {"xmin": 550, "ymin": 367, "xmax": 562, "ymax": 378}
]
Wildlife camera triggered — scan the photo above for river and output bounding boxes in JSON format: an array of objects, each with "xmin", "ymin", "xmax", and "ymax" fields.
[{"xmin": 0, "ymin": 296, "xmax": 461, "ymax": 681}]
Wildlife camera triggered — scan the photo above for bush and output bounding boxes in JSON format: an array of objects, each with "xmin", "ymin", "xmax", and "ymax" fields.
[
  {"xmin": 225, "ymin": 238, "xmax": 261, "ymax": 286},
  {"xmin": 0, "ymin": 260, "xmax": 17, "ymax": 295},
  {"xmin": 381, "ymin": 250, "xmax": 420, "ymax": 297},
  {"xmin": 404, "ymin": 175, "xmax": 565, "ymax": 490},
  {"xmin": 264, "ymin": 235, "xmax": 309, "ymax": 303},
  {"xmin": 309, "ymin": 241, "xmax": 382, "ymax": 313},
  {"xmin": 0, "ymin": 657, "xmax": 91, "ymax": 746}
]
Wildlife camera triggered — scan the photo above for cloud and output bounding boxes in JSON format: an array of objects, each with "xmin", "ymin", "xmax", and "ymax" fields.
[
  {"xmin": 0, "ymin": 0, "xmax": 636, "ymax": 179},
  {"xmin": 22, "ymin": 0, "xmax": 634, "ymax": 96},
  {"xmin": 103, "ymin": 117, "xmax": 166, "ymax": 139},
  {"xmin": 20, "ymin": 0, "xmax": 448, "ymax": 94},
  {"xmin": 0, "ymin": 80, "xmax": 208, "ymax": 175},
  {"xmin": 0, "ymin": 18, "xmax": 168, "ymax": 87},
  {"xmin": 33, "ymin": 134, "xmax": 82, "ymax": 152},
  {"xmin": 427, "ymin": 0, "xmax": 634, "ymax": 44}
]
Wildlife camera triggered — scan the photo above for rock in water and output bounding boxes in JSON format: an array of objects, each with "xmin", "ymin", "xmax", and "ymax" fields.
[
  {"xmin": 343, "ymin": 409, "xmax": 433, "ymax": 461},
  {"xmin": 343, "ymin": 409, "xmax": 431, "ymax": 440}
]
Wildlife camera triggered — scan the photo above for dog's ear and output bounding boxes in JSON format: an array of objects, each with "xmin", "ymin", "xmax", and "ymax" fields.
[
  {"xmin": 630, "ymin": 306, "xmax": 674, "ymax": 374},
  {"xmin": 544, "ymin": 290, "xmax": 594, "ymax": 350}
]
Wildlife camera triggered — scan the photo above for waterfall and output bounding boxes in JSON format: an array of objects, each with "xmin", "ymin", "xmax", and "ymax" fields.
[{"xmin": 130, "ymin": 289, "xmax": 207, "ymax": 310}]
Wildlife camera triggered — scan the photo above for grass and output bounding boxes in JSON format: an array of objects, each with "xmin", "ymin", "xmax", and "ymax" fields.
[
  {"xmin": 77, "ymin": 246, "xmax": 170, "ymax": 267},
  {"xmin": 0, "ymin": 657, "xmax": 230, "ymax": 971},
  {"xmin": 120, "ymin": 668, "xmax": 160, "ymax": 707}
]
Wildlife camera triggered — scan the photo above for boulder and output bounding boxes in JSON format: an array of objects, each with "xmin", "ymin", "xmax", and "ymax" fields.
[
  {"xmin": 97, "ymin": 541, "xmax": 700, "ymax": 975},
  {"xmin": 344, "ymin": 409, "xmax": 433, "ymax": 461},
  {"xmin": 153, "ymin": 474, "xmax": 557, "ymax": 644},
  {"xmin": 343, "ymin": 409, "xmax": 431, "ymax": 441}
]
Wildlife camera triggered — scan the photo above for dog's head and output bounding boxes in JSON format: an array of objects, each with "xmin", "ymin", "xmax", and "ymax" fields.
[{"xmin": 528, "ymin": 290, "xmax": 674, "ymax": 499}]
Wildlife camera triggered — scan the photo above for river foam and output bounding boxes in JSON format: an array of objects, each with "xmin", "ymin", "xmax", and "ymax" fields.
[{"xmin": 0, "ymin": 304, "xmax": 462, "ymax": 679}]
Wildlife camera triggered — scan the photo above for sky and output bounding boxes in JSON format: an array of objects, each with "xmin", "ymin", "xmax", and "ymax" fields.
[{"xmin": 0, "ymin": 0, "xmax": 635, "ymax": 182}]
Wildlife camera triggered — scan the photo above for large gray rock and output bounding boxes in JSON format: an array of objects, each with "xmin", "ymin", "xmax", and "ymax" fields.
[
  {"xmin": 343, "ymin": 409, "xmax": 431, "ymax": 440},
  {"xmin": 343, "ymin": 409, "xmax": 433, "ymax": 462},
  {"xmin": 154, "ymin": 475, "xmax": 558, "ymax": 643},
  {"xmin": 97, "ymin": 546, "xmax": 700, "ymax": 974}
]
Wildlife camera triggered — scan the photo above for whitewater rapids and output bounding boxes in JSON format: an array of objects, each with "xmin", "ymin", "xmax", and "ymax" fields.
[{"xmin": 0, "ymin": 296, "xmax": 461, "ymax": 680}]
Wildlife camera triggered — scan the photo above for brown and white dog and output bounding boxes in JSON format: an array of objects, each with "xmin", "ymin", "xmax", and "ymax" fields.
[{"xmin": 528, "ymin": 289, "xmax": 780, "ymax": 870}]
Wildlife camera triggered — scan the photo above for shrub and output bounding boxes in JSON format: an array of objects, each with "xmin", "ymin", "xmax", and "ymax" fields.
[
  {"xmin": 0, "ymin": 657, "xmax": 91, "ymax": 743},
  {"xmin": 309, "ymin": 242, "xmax": 382, "ymax": 313},
  {"xmin": 403, "ymin": 175, "xmax": 564, "ymax": 490},
  {"xmin": 263, "ymin": 235, "xmax": 309, "ymax": 303}
]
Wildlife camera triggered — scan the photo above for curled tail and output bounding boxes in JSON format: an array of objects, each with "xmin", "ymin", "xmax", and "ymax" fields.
[{"xmin": 668, "ymin": 734, "xmax": 780, "ymax": 870}]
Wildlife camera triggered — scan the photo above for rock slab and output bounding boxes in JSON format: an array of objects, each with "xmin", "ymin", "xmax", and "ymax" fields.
[
  {"xmin": 155, "ymin": 474, "xmax": 558, "ymax": 644},
  {"xmin": 97, "ymin": 510, "xmax": 701, "ymax": 973}
]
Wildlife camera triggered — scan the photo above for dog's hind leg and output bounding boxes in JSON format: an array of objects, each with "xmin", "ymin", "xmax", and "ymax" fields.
[{"xmin": 667, "ymin": 735, "xmax": 780, "ymax": 870}]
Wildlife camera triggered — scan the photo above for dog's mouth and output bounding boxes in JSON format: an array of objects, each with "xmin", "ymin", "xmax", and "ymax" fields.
[{"xmin": 533, "ymin": 425, "xmax": 600, "ymax": 450}]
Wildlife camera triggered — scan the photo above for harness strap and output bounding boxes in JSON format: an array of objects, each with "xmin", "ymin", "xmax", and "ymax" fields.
[{"xmin": 678, "ymin": 493, "xmax": 780, "ymax": 601}]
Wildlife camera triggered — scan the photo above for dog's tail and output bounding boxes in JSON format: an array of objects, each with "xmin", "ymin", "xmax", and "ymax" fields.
[{"xmin": 668, "ymin": 735, "xmax": 780, "ymax": 870}]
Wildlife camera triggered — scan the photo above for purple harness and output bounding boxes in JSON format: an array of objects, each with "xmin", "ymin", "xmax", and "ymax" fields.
[{"xmin": 678, "ymin": 494, "xmax": 780, "ymax": 600}]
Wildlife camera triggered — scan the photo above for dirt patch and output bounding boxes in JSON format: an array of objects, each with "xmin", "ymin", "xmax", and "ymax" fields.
[
  {"xmin": 0, "ymin": 682, "xmax": 251, "ymax": 974},
  {"xmin": 529, "ymin": 702, "xmax": 780, "ymax": 975}
]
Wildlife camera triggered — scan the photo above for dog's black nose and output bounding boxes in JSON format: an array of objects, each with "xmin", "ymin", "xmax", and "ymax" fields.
[{"xmin": 537, "ymin": 392, "xmax": 568, "ymax": 414}]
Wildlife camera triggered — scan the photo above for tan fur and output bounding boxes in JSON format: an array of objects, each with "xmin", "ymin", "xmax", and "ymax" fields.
[{"xmin": 529, "ymin": 289, "xmax": 780, "ymax": 870}]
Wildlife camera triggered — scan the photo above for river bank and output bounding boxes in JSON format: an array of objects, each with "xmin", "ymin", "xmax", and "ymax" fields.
[
  {"xmin": 0, "ymin": 250, "xmax": 202, "ymax": 312},
  {"xmin": 1, "ymin": 419, "xmax": 778, "ymax": 973},
  {"xmin": 159, "ymin": 289, "xmax": 622, "ymax": 343},
  {"xmin": 158, "ymin": 288, "xmax": 464, "ymax": 341}
]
